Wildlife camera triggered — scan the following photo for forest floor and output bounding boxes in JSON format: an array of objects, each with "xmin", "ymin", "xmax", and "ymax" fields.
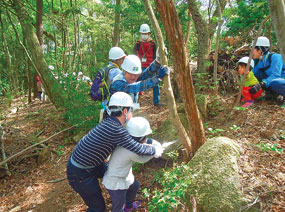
[{"xmin": 0, "ymin": 89, "xmax": 284, "ymax": 212}]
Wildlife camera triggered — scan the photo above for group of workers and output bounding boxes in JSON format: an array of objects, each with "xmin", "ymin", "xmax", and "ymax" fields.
[
  {"xmin": 67, "ymin": 24, "xmax": 168, "ymax": 212},
  {"xmin": 237, "ymin": 36, "xmax": 285, "ymax": 108},
  {"xmin": 65, "ymin": 24, "xmax": 285, "ymax": 212}
]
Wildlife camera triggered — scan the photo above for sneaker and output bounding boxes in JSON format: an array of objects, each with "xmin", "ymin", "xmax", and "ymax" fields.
[
  {"xmin": 139, "ymin": 91, "xmax": 144, "ymax": 96},
  {"xmin": 242, "ymin": 100, "xmax": 254, "ymax": 108},
  {"xmin": 154, "ymin": 103, "xmax": 166, "ymax": 107},
  {"xmin": 124, "ymin": 201, "xmax": 141, "ymax": 212}
]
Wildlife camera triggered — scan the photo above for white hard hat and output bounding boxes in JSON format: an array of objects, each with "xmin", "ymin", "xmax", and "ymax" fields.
[
  {"xmin": 126, "ymin": 117, "xmax": 152, "ymax": 137},
  {"xmin": 121, "ymin": 55, "xmax": 142, "ymax": 74},
  {"xmin": 254, "ymin": 36, "xmax": 270, "ymax": 47},
  {"xmin": 237, "ymin": 57, "xmax": 254, "ymax": 69},
  {"xmin": 139, "ymin": 24, "xmax": 150, "ymax": 33},
  {"xmin": 108, "ymin": 92, "xmax": 133, "ymax": 108},
  {"xmin": 109, "ymin": 47, "xmax": 126, "ymax": 60}
]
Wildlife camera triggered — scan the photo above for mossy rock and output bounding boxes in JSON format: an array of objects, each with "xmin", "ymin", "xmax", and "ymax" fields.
[{"xmin": 184, "ymin": 137, "xmax": 257, "ymax": 212}]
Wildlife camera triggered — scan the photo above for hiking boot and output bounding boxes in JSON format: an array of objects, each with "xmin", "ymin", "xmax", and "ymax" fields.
[{"xmin": 154, "ymin": 103, "xmax": 166, "ymax": 107}]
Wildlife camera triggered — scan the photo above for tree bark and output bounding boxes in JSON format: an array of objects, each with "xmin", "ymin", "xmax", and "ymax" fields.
[
  {"xmin": 213, "ymin": 0, "xmax": 223, "ymax": 92},
  {"xmin": 12, "ymin": 0, "xmax": 66, "ymax": 108},
  {"xmin": 188, "ymin": 0, "xmax": 227, "ymax": 85},
  {"xmin": 268, "ymin": 0, "xmax": 285, "ymax": 61},
  {"xmin": 36, "ymin": 0, "xmax": 44, "ymax": 50},
  {"xmin": 155, "ymin": 0, "xmax": 206, "ymax": 154},
  {"xmin": 0, "ymin": 13, "xmax": 17, "ymax": 94},
  {"xmin": 143, "ymin": 0, "xmax": 192, "ymax": 154},
  {"xmin": 112, "ymin": 0, "xmax": 121, "ymax": 47}
]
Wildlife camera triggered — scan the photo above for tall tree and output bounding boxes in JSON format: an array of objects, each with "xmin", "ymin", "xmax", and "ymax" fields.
[
  {"xmin": 11, "ymin": 0, "xmax": 66, "ymax": 108},
  {"xmin": 268, "ymin": 0, "xmax": 285, "ymax": 61},
  {"xmin": 154, "ymin": 0, "xmax": 206, "ymax": 154},
  {"xmin": 187, "ymin": 0, "xmax": 227, "ymax": 84},
  {"xmin": 112, "ymin": 0, "xmax": 121, "ymax": 46},
  {"xmin": 143, "ymin": 0, "xmax": 192, "ymax": 155}
]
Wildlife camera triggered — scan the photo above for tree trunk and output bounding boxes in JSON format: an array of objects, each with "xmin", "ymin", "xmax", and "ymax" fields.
[
  {"xmin": 143, "ymin": 0, "xmax": 192, "ymax": 154},
  {"xmin": 36, "ymin": 0, "xmax": 44, "ymax": 49},
  {"xmin": 112, "ymin": 0, "xmax": 121, "ymax": 47},
  {"xmin": 213, "ymin": 0, "xmax": 223, "ymax": 92},
  {"xmin": 12, "ymin": 0, "xmax": 66, "ymax": 108},
  {"xmin": 155, "ymin": 0, "xmax": 206, "ymax": 154},
  {"xmin": 0, "ymin": 13, "xmax": 16, "ymax": 94},
  {"xmin": 188, "ymin": 0, "xmax": 210, "ymax": 83},
  {"xmin": 188, "ymin": 0, "xmax": 227, "ymax": 87},
  {"xmin": 268, "ymin": 0, "xmax": 285, "ymax": 61}
]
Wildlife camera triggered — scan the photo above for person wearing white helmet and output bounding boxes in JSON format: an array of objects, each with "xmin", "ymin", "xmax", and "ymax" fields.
[
  {"xmin": 236, "ymin": 57, "xmax": 263, "ymax": 107},
  {"xmin": 90, "ymin": 47, "xmax": 126, "ymax": 103},
  {"xmin": 110, "ymin": 54, "xmax": 169, "ymax": 109},
  {"xmin": 134, "ymin": 24, "xmax": 163, "ymax": 106},
  {"xmin": 67, "ymin": 92, "xmax": 163, "ymax": 212},
  {"xmin": 102, "ymin": 117, "xmax": 162, "ymax": 212},
  {"xmin": 251, "ymin": 36, "xmax": 285, "ymax": 106}
]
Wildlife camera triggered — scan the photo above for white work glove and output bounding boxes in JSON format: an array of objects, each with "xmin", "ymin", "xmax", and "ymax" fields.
[{"xmin": 154, "ymin": 145, "xmax": 164, "ymax": 158}]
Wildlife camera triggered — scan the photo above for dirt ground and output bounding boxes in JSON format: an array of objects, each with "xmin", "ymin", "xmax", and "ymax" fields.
[{"xmin": 0, "ymin": 90, "xmax": 284, "ymax": 212}]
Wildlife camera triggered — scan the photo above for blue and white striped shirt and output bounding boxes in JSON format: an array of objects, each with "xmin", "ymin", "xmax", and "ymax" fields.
[{"xmin": 71, "ymin": 116, "xmax": 155, "ymax": 168}]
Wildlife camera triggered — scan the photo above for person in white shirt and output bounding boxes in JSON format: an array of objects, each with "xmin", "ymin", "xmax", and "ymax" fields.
[{"xmin": 102, "ymin": 117, "xmax": 162, "ymax": 212}]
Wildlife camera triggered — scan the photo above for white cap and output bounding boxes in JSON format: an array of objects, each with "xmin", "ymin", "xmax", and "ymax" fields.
[
  {"xmin": 121, "ymin": 55, "xmax": 142, "ymax": 74},
  {"xmin": 126, "ymin": 117, "xmax": 152, "ymax": 137},
  {"xmin": 237, "ymin": 57, "xmax": 254, "ymax": 68},
  {"xmin": 108, "ymin": 92, "xmax": 133, "ymax": 108},
  {"xmin": 254, "ymin": 36, "xmax": 270, "ymax": 47},
  {"xmin": 109, "ymin": 47, "xmax": 126, "ymax": 60},
  {"xmin": 139, "ymin": 24, "xmax": 150, "ymax": 33},
  {"xmin": 78, "ymin": 72, "xmax": 83, "ymax": 76}
]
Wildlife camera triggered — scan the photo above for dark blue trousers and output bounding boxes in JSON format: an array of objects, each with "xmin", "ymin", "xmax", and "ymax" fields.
[
  {"xmin": 107, "ymin": 179, "xmax": 140, "ymax": 212},
  {"xmin": 66, "ymin": 158, "xmax": 107, "ymax": 212}
]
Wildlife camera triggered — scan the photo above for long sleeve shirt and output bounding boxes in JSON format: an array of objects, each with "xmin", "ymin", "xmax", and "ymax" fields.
[
  {"xmin": 109, "ymin": 60, "xmax": 161, "ymax": 98},
  {"xmin": 71, "ymin": 116, "xmax": 155, "ymax": 169},
  {"xmin": 253, "ymin": 52, "xmax": 285, "ymax": 87},
  {"xmin": 102, "ymin": 140, "xmax": 161, "ymax": 190}
]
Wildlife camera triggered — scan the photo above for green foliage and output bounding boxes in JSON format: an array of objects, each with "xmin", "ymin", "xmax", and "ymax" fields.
[
  {"xmin": 257, "ymin": 142, "xmax": 283, "ymax": 154},
  {"xmin": 61, "ymin": 74, "xmax": 101, "ymax": 132},
  {"xmin": 148, "ymin": 164, "xmax": 190, "ymax": 211},
  {"xmin": 224, "ymin": 0, "xmax": 270, "ymax": 42},
  {"xmin": 132, "ymin": 162, "xmax": 145, "ymax": 172}
]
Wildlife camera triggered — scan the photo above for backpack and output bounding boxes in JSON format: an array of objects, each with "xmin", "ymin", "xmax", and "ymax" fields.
[
  {"xmin": 259, "ymin": 53, "xmax": 285, "ymax": 77},
  {"xmin": 90, "ymin": 63, "xmax": 117, "ymax": 102}
]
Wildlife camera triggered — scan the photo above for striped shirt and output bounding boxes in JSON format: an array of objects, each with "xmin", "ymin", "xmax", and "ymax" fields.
[{"xmin": 71, "ymin": 116, "xmax": 155, "ymax": 168}]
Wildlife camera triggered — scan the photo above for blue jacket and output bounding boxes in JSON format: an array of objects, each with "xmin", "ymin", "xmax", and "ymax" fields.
[
  {"xmin": 253, "ymin": 52, "xmax": 285, "ymax": 87},
  {"xmin": 109, "ymin": 60, "xmax": 161, "ymax": 102}
]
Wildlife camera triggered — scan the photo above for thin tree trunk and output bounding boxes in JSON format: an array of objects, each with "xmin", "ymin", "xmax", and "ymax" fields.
[
  {"xmin": 112, "ymin": 0, "xmax": 121, "ymax": 47},
  {"xmin": 213, "ymin": 0, "xmax": 223, "ymax": 93},
  {"xmin": 0, "ymin": 13, "xmax": 16, "ymax": 94},
  {"xmin": 268, "ymin": 0, "xmax": 285, "ymax": 61},
  {"xmin": 188, "ymin": 0, "xmax": 210, "ymax": 84},
  {"xmin": 143, "ymin": 0, "xmax": 192, "ymax": 155},
  {"xmin": 155, "ymin": 0, "xmax": 206, "ymax": 155},
  {"xmin": 184, "ymin": 10, "xmax": 191, "ymax": 45}
]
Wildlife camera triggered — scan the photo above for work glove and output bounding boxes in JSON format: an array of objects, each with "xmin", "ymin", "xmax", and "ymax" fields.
[
  {"xmin": 249, "ymin": 83, "xmax": 263, "ymax": 94},
  {"xmin": 157, "ymin": 67, "xmax": 170, "ymax": 79},
  {"xmin": 154, "ymin": 145, "xmax": 164, "ymax": 158}
]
